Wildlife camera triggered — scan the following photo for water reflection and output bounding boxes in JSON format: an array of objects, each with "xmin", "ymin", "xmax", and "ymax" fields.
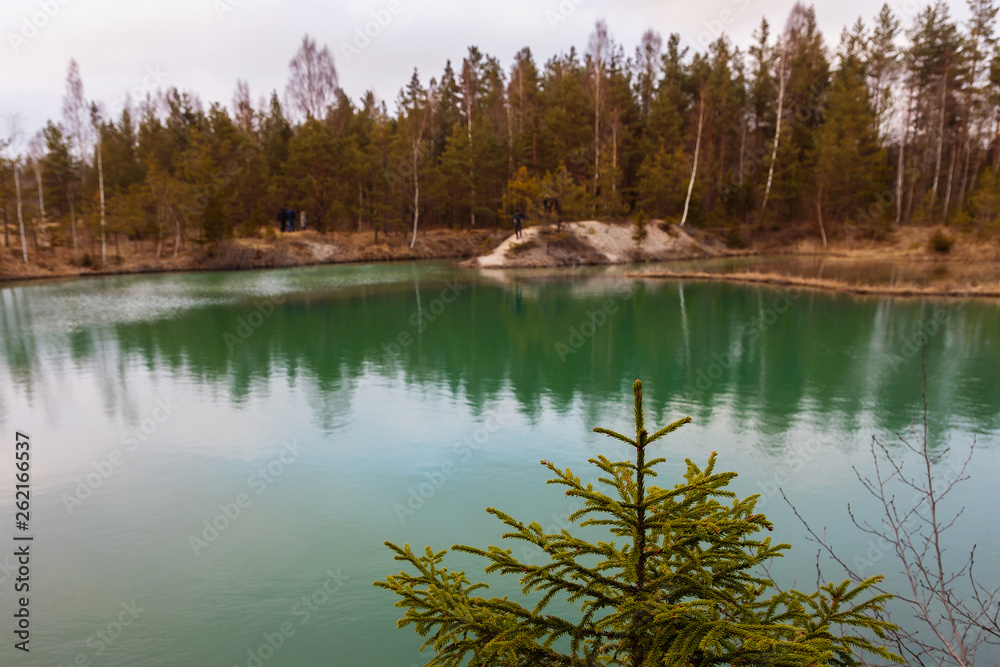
[{"xmin": 2, "ymin": 264, "xmax": 999, "ymax": 448}]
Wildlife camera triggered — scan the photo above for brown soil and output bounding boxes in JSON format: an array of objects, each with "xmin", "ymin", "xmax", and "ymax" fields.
[{"xmin": 0, "ymin": 228, "xmax": 507, "ymax": 282}]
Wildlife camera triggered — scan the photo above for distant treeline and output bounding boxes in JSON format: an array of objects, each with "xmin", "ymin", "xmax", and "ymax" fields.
[{"xmin": 2, "ymin": 0, "xmax": 999, "ymax": 258}]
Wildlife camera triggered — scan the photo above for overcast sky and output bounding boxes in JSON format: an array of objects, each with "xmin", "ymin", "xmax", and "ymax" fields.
[{"xmin": 1, "ymin": 0, "xmax": 971, "ymax": 144}]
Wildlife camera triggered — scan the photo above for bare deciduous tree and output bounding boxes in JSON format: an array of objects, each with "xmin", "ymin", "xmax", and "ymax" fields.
[
  {"xmin": 634, "ymin": 29, "xmax": 663, "ymax": 119},
  {"xmin": 285, "ymin": 35, "xmax": 339, "ymax": 121},
  {"xmin": 233, "ymin": 78, "xmax": 255, "ymax": 136},
  {"xmin": 784, "ymin": 346, "xmax": 1000, "ymax": 666}
]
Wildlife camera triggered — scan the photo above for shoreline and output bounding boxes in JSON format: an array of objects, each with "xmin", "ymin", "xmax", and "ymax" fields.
[
  {"xmin": 0, "ymin": 228, "xmax": 507, "ymax": 285},
  {"xmin": 626, "ymin": 269, "xmax": 1000, "ymax": 299},
  {"xmin": 3, "ymin": 222, "xmax": 998, "ymax": 299}
]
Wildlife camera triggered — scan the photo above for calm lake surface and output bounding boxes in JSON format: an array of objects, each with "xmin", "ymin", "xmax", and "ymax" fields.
[{"xmin": 1, "ymin": 261, "xmax": 998, "ymax": 666}]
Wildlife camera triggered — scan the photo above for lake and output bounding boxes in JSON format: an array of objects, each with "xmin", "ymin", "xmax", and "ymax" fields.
[{"xmin": 1, "ymin": 261, "xmax": 998, "ymax": 665}]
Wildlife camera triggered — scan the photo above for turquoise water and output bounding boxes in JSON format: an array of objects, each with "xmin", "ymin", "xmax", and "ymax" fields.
[{"xmin": 0, "ymin": 261, "xmax": 998, "ymax": 665}]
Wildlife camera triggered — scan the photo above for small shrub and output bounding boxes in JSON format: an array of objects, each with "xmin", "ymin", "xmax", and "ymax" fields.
[
  {"xmin": 80, "ymin": 253, "xmax": 93, "ymax": 268},
  {"xmin": 505, "ymin": 239, "xmax": 538, "ymax": 257},
  {"xmin": 724, "ymin": 222, "xmax": 748, "ymax": 248},
  {"xmin": 633, "ymin": 210, "xmax": 648, "ymax": 246},
  {"xmin": 928, "ymin": 229, "xmax": 955, "ymax": 254}
]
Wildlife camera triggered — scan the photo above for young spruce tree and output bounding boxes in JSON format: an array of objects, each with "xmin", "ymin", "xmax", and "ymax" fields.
[{"xmin": 376, "ymin": 380, "xmax": 903, "ymax": 666}]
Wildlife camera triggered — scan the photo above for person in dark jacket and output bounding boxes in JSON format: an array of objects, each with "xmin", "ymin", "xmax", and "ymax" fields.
[
  {"xmin": 512, "ymin": 210, "xmax": 524, "ymax": 239},
  {"xmin": 277, "ymin": 208, "xmax": 287, "ymax": 233},
  {"xmin": 288, "ymin": 209, "xmax": 297, "ymax": 232}
]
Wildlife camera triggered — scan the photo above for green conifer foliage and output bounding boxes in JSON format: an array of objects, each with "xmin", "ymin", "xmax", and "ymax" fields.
[{"xmin": 375, "ymin": 380, "xmax": 903, "ymax": 666}]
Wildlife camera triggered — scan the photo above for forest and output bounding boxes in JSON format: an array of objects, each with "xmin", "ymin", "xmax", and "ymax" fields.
[{"xmin": 1, "ymin": 0, "xmax": 999, "ymax": 264}]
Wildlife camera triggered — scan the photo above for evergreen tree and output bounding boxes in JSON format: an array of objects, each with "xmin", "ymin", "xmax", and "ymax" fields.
[{"xmin": 376, "ymin": 380, "xmax": 902, "ymax": 666}]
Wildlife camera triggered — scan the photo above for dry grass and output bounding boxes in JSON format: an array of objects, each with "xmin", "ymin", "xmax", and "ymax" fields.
[
  {"xmin": 0, "ymin": 228, "xmax": 507, "ymax": 282},
  {"xmin": 627, "ymin": 269, "xmax": 1000, "ymax": 298}
]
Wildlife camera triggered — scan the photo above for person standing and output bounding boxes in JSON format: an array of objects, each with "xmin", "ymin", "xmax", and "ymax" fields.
[
  {"xmin": 288, "ymin": 209, "xmax": 297, "ymax": 232},
  {"xmin": 277, "ymin": 208, "xmax": 287, "ymax": 233},
  {"xmin": 513, "ymin": 210, "xmax": 524, "ymax": 239}
]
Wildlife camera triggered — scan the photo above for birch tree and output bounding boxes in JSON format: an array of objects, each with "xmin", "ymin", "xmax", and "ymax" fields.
[
  {"xmin": 460, "ymin": 47, "xmax": 482, "ymax": 227},
  {"xmin": 14, "ymin": 158, "xmax": 27, "ymax": 263},
  {"xmin": 27, "ymin": 133, "xmax": 46, "ymax": 223},
  {"xmin": 680, "ymin": 85, "xmax": 704, "ymax": 227},
  {"xmin": 62, "ymin": 58, "xmax": 88, "ymax": 254},
  {"xmin": 400, "ymin": 70, "xmax": 435, "ymax": 249},
  {"xmin": 762, "ymin": 38, "xmax": 788, "ymax": 210},
  {"xmin": 91, "ymin": 103, "xmax": 107, "ymax": 265}
]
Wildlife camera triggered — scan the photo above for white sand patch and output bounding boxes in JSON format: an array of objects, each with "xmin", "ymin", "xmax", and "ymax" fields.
[{"xmin": 468, "ymin": 220, "xmax": 721, "ymax": 268}]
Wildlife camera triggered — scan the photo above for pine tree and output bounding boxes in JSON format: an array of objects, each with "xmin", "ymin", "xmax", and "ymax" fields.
[{"xmin": 376, "ymin": 380, "xmax": 903, "ymax": 666}]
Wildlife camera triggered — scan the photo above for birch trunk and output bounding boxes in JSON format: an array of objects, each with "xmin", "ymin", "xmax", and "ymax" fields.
[
  {"xmin": 762, "ymin": 49, "xmax": 787, "ymax": 211},
  {"xmin": 611, "ymin": 110, "xmax": 618, "ymax": 196},
  {"xmin": 957, "ymin": 131, "xmax": 974, "ymax": 214},
  {"xmin": 15, "ymin": 162, "xmax": 28, "ymax": 263},
  {"xmin": 738, "ymin": 111, "xmax": 747, "ymax": 185},
  {"xmin": 943, "ymin": 144, "xmax": 957, "ymax": 220},
  {"xmin": 173, "ymin": 209, "xmax": 181, "ymax": 258},
  {"xmin": 816, "ymin": 185, "xmax": 828, "ymax": 248},
  {"xmin": 409, "ymin": 140, "xmax": 420, "ymax": 249},
  {"xmin": 593, "ymin": 63, "xmax": 601, "ymax": 203},
  {"xmin": 994, "ymin": 112, "xmax": 1000, "ymax": 170},
  {"xmin": 34, "ymin": 164, "xmax": 45, "ymax": 221},
  {"xmin": 465, "ymin": 96, "xmax": 476, "ymax": 228},
  {"xmin": 97, "ymin": 140, "xmax": 107, "ymax": 264},
  {"xmin": 896, "ymin": 93, "xmax": 911, "ymax": 225},
  {"xmin": 680, "ymin": 88, "xmax": 705, "ymax": 228},
  {"xmin": 931, "ymin": 63, "xmax": 949, "ymax": 201}
]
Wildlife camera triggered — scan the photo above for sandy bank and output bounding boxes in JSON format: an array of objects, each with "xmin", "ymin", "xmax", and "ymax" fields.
[{"xmin": 463, "ymin": 220, "xmax": 726, "ymax": 269}]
